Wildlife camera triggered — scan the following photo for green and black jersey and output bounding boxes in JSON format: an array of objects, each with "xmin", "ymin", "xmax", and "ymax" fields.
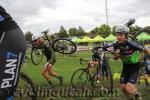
[{"xmin": 113, "ymin": 40, "xmax": 144, "ymax": 64}]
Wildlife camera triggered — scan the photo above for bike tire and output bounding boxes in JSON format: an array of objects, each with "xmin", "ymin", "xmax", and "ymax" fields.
[
  {"xmin": 71, "ymin": 68, "xmax": 88, "ymax": 87},
  {"xmin": 31, "ymin": 47, "xmax": 43, "ymax": 65},
  {"xmin": 52, "ymin": 38, "xmax": 77, "ymax": 54},
  {"xmin": 91, "ymin": 60, "xmax": 113, "ymax": 94},
  {"xmin": 14, "ymin": 72, "xmax": 37, "ymax": 100}
]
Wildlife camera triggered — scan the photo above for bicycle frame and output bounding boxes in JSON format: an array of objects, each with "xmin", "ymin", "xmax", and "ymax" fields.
[{"xmin": 79, "ymin": 49, "xmax": 109, "ymax": 81}]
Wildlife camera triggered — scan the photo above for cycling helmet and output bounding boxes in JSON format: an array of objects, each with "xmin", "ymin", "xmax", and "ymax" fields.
[
  {"xmin": 115, "ymin": 25, "xmax": 129, "ymax": 34},
  {"xmin": 32, "ymin": 33, "xmax": 41, "ymax": 41}
]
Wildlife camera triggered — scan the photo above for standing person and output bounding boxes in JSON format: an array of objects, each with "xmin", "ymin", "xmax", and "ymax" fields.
[
  {"xmin": 143, "ymin": 53, "xmax": 150, "ymax": 86},
  {"xmin": 101, "ymin": 54, "xmax": 110, "ymax": 80},
  {"xmin": 32, "ymin": 34, "xmax": 63, "ymax": 86},
  {"xmin": 108, "ymin": 25, "xmax": 150, "ymax": 100},
  {"xmin": 0, "ymin": 6, "xmax": 27, "ymax": 99}
]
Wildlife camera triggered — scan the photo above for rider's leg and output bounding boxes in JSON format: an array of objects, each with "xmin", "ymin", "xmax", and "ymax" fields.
[
  {"xmin": 47, "ymin": 62, "xmax": 63, "ymax": 85},
  {"xmin": 125, "ymin": 63, "xmax": 142, "ymax": 100},
  {"xmin": 41, "ymin": 67, "xmax": 52, "ymax": 85},
  {"xmin": 144, "ymin": 74, "xmax": 149, "ymax": 86},
  {"xmin": 144, "ymin": 69, "xmax": 150, "ymax": 86},
  {"xmin": 120, "ymin": 84, "xmax": 132, "ymax": 99},
  {"xmin": 120, "ymin": 67, "xmax": 133, "ymax": 99},
  {"xmin": 125, "ymin": 82, "xmax": 142, "ymax": 100},
  {"xmin": 102, "ymin": 67, "xmax": 105, "ymax": 79},
  {"xmin": 125, "ymin": 82, "xmax": 139, "ymax": 95}
]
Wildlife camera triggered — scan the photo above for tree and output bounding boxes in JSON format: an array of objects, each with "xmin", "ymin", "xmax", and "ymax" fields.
[
  {"xmin": 76, "ymin": 26, "xmax": 86, "ymax": 37},
  {"xmin": 129, "ymin": 25, "xmax": 141, "ymax": 33},
  {"xmin": 58, "ymin": 26, "xmax": 68, "ymax": 38},
  {"xmin": 111, "ymin": 26, "xmax": 117, "ymax": 35},
  {"xmin": 68, "ymin": 28, "xmax": 78, "ymax": 37},
  {"xmin": 96, "ymin": 24, "xmax": 111, "ymax": 37},
  {"xmin": 90, "ymin": 27, "xmax": 99, "ymax": 34},
  {"xmin": 142, "ymin": 26, "xmax": 150, "ymax": 35},
  {"xmin": 25, "ymin": 31, "xmax": 32, "ymax": 42}
]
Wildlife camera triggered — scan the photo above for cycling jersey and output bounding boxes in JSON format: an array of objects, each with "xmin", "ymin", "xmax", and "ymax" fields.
[
  {"xmin": 113, "ymin": 40, "xmax": 144, "ymax": 64},
  {"xmin": 112, "ymin": 40, "xmax": 144, "ymax": 84},
  {"xmin": 42, "ymin": 44, "xmax": 56, "ymax": 64},
  {"xmin": 0, "ymin": 6, "xmax": 18, "ymax": 33},
  {"xmin": 0, "ymin": 6, "xmax": 26, "ymax": 99}
]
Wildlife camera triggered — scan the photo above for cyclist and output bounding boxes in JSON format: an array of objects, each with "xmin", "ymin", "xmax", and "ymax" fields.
[
  {"xmin": 101, "ymin": 54, "xmax": 110, "ymax": 80},
  {"xmin": 109, "ymin": 25, "xmax": 150, "ymax": 100},
  {"xmin": 92, "ymin": 48, "xmax": 109, "ymax": 80},
  {"xmin": 0, "ymin": 6, "xmax": 27, "ymax": 99},
  {"xmin": 32, "ymin": 33, "xmax": 63, "ymax": 86},
  {"xmin": 92, "ymin": 47, "xmax": 101, "ymax": 62},
  {"xmin": 143, "ymin": 53, "xmax": 150, "ymax": 86}
]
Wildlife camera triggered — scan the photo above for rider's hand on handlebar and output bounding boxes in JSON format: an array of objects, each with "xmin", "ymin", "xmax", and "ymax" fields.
[{"xmin": 113, "ymin": 49, "xmax": 120, "ymax": 59}]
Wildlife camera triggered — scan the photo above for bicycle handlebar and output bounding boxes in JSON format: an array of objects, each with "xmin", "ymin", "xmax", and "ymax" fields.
[
  {"xmin": 40, "ymin": 29, "xmax": 51, "ymax": 45},
  {"xmin": 41, "ymin": 29, "xmax": 49, "ymax": 34},
  {"xmin": 79, "ymin": 58, "xmax": 88, "ymax": 65},
  {"xmin": 125, "ymin": 19, "xmax": 135, "ymax": 27}
]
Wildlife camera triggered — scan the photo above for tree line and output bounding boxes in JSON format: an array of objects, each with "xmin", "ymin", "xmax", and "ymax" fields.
[{"xmin": 25, "ymin": 24, "xmax": 150, "ymax": 42}]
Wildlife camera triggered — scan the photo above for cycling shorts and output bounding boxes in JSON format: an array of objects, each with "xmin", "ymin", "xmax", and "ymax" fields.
[{"xmin": 120, "ymin": 62, "xmax": 140, "ymax": 84}]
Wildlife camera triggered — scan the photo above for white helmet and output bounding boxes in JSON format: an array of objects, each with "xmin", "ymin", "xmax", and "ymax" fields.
[
  {"xmin": 115, "ymin": 25, "xmax": 129, "ymax": 34},
  {"xmin": 32, "ymin": 33, "xmax": 42, "ymax": 41}
]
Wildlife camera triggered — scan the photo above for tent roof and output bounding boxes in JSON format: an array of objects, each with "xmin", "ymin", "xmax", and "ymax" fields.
[
  {"xmin": 92, "ymin": 35, "xmax": 105, "ymax": 42},
  {"xmin": 71, "ymin": 37, "xmax": 81, "ymax": 43},
  {"xmin": 105, "ymin": 34, "xmax": 116, "ymax": 41},
  {"xmin": 136, "ymin": 32, "xmax": 150, "ymax": 41},
  {"xmin": 80, "ymin": 36, "xmax": 92, "ymax": 42}
]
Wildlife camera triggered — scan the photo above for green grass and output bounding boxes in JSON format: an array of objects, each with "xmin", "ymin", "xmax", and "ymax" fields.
[
  {"xmin": 19, "ymin": 50, "xmax": 150, "ymax": 100},
  {"xmin": 22, "ymin": 50, "xmax": 122, "ymax": 85}
]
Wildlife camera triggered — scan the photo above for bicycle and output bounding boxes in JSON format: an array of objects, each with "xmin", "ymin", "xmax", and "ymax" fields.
[
  {"xmin": 71, "ymin": 47, "xmax": 113, "ymax": 93},
  {"xmin": 30, "ymin": 30, "xmax": 77, "ymax": 65},
  {"xmin": 14, "ymin": 57, "xmax": 37, "ymax": 100},
  {"xmin": 14, "ymin": 72, "xmax": 36, "ymax": 100}
]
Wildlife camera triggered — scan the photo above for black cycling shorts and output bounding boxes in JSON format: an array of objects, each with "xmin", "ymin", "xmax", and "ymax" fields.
[
  {"xmin": 0, "ymin": 28, "xmax": 26, "ymax": 99},
  {"xmin": 120, "ymin": 62, "xmax": 140, "ymax": 84}
]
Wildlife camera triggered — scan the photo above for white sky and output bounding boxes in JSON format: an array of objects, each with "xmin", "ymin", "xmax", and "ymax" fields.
[{"xmin": 1, "ymin": 0, "xmax": 150, "ymax": 34}]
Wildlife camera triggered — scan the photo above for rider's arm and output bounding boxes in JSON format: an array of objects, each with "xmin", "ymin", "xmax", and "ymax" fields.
[
  {"xmin": 127, "ymin": 40, "xmax": 150, "ymax": 58},
  {"xmin": 112, "ymin": 43, "xmax": 120, "ymax": 60}
]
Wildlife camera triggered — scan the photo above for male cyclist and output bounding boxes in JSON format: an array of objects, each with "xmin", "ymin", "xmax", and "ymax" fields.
[
  {"xmin": 0, "ymin": 6, "xmax": 27, "ymax": 99},
  {"xmin": 32, "ymin": 33, "xmax": 63, "ymax": 86},
  {"xmin": 111, "ymin": 25, "xmax": 150, "ymax": 100}
]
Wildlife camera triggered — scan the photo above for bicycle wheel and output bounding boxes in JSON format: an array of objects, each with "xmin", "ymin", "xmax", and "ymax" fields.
[
  {"xmin": 91, "ymin": 60, "xmax": 113, "ymax": 93},
  {"xmin": 31, "ymin": 47, "xmax": 43, "ymax": 65},
  {"xmin": 14, "ymin": 72, "xmax": 36, "ymax": 100},
  {"xmin": 52, "ymin": 38, "xmax": 76, "ymax": 54},
  {"xmin": 71, "ymin": 68, "xmax": 88, "ymax": 87}
]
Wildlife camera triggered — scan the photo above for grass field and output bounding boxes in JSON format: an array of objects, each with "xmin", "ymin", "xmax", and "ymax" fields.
[{"xmin": 18, "ymin": 50, "xmax": 150, "ymax": 100}]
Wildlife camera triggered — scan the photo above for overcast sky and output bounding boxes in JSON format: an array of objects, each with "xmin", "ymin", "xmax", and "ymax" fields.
[{"xmin": 1, "ymin": 0, "xmax": 150, "ymax": 34}]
